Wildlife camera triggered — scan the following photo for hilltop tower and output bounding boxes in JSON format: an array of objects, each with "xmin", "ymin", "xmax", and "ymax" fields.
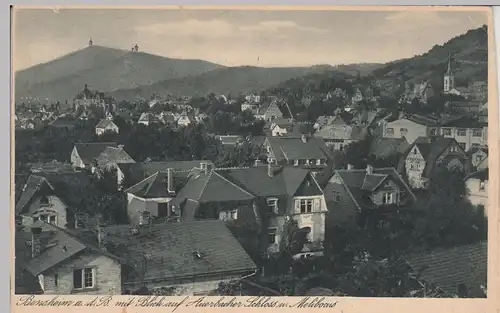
[
  {"xmin": 133, "ymin": 43, "xmax": 139, "ymax": 52},
  {"xmin": 444, "ymin": 52, "xmax": 455, "ymax": 93},
  {"xmin": 88, "ymin": 38, "xmax": 93, "ymax": 47}
]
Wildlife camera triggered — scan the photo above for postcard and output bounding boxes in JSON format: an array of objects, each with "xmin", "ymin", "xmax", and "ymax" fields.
[{"xmin": 10, "ymin": 5, "xmax": 499, "ymax": 313}]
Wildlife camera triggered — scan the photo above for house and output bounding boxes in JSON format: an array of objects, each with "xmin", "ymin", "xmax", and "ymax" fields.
[
  {"xmin": 254, "ymin": 100, "xmax": 284, "ymax": 121},
  {"xmin": 103, "ymin": 221, "xmax": 257, "ymax": 295},
  {"xmin": 216, "ymin": 165, "xmax": 328, "ymax": 255},
  {"xmin": 177, "ymin": 112, "xmax": 194, "ymax": 127},
  {"xmin": 467, "ymin": 146, "xmax": 488, "ymax": 171},
  {"xmin": 15, "ymin": 172, "xmax": 94, "ymax": 229},
  {"xmin": 404, "ymin": 242, "xmax": 487, "ymax": 298},
  {"xmin": 445, "ymin": 100, "xmax": 482, "ymax": 114},
  {"xmin": 124, "ymin": 169, "xmax": 185, "ymax": 225},
  {"xmin": 16, "ymin": 222, "xmax": 123, "ymax": 295},
  {"xmin": 322, "ymin": 165, "xmax": 417, "ymax": 227},
  {"xmin": 73, "ymin": 84, "xmax": 108, "ymax": 118},
  {"xmin": 399, "ymin": 137, "xmax": 471, "ymax": 189},
  {"xmin": 170, "ymin": 164, "xmax": 328, "ymax": 256},
  {"xmin": 95, "ymin": 119, "xmax": 119, "ymax": 136},
  {"xmin": 241, "ymin": 102, "xmax": 260, "ymax": 113},
  {"xmin": 465, "ymin": 169, "xmax": 489, "ymax": 216},
  {"xmin": 351, "ymin": 88, "xmax": 364, "ymax": 104},
  {"xmin": 29, "ymin": 160, "xmax": 74, "ymax": 174},
  {"xmin": 216, "ymin": 135, "xmax": 244, "ymax": 147},
  {"xmin": 70, "ymin": 142, "xmax": 117, "ymax": 169},
  {"xmin": 270, "ymin": 119, "xmax": 302, "ymax": 137},
  {"xmin": 439, "ymin": 116, "xmax": 488, "ymax": 152},
  {"xmin": 116, "ymin": 160, "xmax": 213, "ymax": 189},
  {"xmin": 94, "ymin": 146, "xmax": 136, "ymax": 172},
  {"xmin": 383, "ymin": 114, "xmax": 440, "ymax": 145},
  {"xmin": 137, "ymin": 112, "xmax": 161, "ymax": 126},
  {"xmin": 245, "ymin": 93, "xmax": 261, "ymax": 103},
  {"xmin": 264, "ymin": 135, "xmax": 331, "ymax": 170},
  {"xmin": 313, "ymin": 115, "xmax": 367, "ymax": 151}
]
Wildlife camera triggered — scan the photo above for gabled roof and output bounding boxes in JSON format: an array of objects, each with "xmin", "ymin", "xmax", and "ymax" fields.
[
  {"xmin": 403, "ymin": 136, "xmax": 467, "ymax": 178},
  {"xmin": 265, "ymin": 136, "xmax": 330, "ymax": 162},
  {"xmin": 324, "ymin": 167, "xmax": 416, "ymax": 211},
  {"xmin": 125, "ymin": 170, "xmax": 187, "ymax": 198},
  {"xmin": 405, "ymin": 242, "xmax": 487, "ymax": 297},
  {"xmin": 74, "ymin": 142, "xmax": 118, "ymax": 165},
  {"xmin": 95, "ymin": 146, "xmax": 135, "ymax": 167},
  {"xmin": 138, "ymin": 112, "xmax": 161, "ymax": 124},
  {"xmin": 441, "ymin": 116, "xmax": 486, "ymax": 128},
  {"xmin": 96, "ymin": 119, "xmax": 118, "ymax": 129},
  {"xmin": 15, "ymin": 175, "xmax": 54, "ymax": 215},
  {"xmin": 118, "ymin": 160, "xmax": 211, "ymax": 187},
  {"xmin": 171, "ymin": 168, "xmax": 255, "ymax": 208},
  {"xmin": 216, "ymin": 166, "xmax": 311, "ymax": 198},
  {"xmin": 104, "ymin": 221, "xmax": 257, "ymax": 283},
  {"xmin": 22, "ymin": 222, "xmax": 122, "ymax": 276}
]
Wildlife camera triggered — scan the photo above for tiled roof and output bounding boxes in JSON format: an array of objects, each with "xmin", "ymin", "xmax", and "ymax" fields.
[
  {"xmin": 216, "ymin": 166, "xmax": 310, "ymax": 198},
  {"xmin": 22, "ymin": 222, "xmax": 121, "ymax": 276},
  {"xmin": 104, "ymin": 221, "xmax": 257, "ymax": 283},
  {"xmin": 95, "ymin": 147, "xmax": 135, "ymax": 167},
  {"xmin": 325, "ymin": 167, "xmax": 416, "ymax": 210},
  {"xmin": 96, "ymin": 119, "xmax": 118, "ymax": 129},
  {"xmin": 15, "ymin": 175, "xmax": 54, "ymax": 215},
  {"xmin": 405, "ymin": 242, "xmax": 487, "ymax": 296},
  {"xmin": 118, "ymin": 160, "xmax": 212, "ymax": 188},
  {"xmin": 74, "ymin": 142, "xmax": 118, "ymax": 165},
  {"xmin": 266, "ymin": 136, "xmax": 330, "ymax": 162},
  {"xmin": 125, "ymin": 170, "xmax": 186, "ymax": 198},
  {"xmin": 138, "ymin": 112, "xmax": 161, "ymax": 124},
  {"xmin": 171, "ymin": 168, "xmax": 255, "ymax": 208},
  {"xmin": 403, "ymin": 114, "xmax": 440, "ymax": 126},
  {"xmin": 404, "ymin": 136, "xmax": 465, "ymax": 178},
  {"xmin": 441, "ymin": 116, "xmax": 486, "ymax": 128}
]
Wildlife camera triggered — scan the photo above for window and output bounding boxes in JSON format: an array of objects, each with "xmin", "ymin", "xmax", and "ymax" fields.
[
  {"xmin": 332, "ymin": 191, "xmax": 341, "ymax": 202},
  {"xmin": 413, "ymin": 148, "xmax": 418, "ymax": 155},
  {"xmin": 386, "ymin": 128, "xmax": 394, "ymax": 136},
  {"xmin": 267, "ymin": 158, "xmax": 276, "ymax": 164},
  {"xmin": 457, "ymin": 129, "xmax": 467, "ymax": 136},
  {"xmin": 158, "ymin": 203, "xmax": 168, "ymax": 217},
  {"xmin": 479, "ymin": 180, "xmax": 486, "ymax": 191},
  {"xmin": 267, "ymin": 198, "xmax": 278, "ymax": 214},
  {"xmin": 268, "ymin": 228, "xmax": 277, "ymax": 244},
  {"xmin": 450, "ymin": 145, "xmax": 458, "ymax": 152},
  {"xmin": 316, "ymin": 159, "xmax": 321, "ymax": 165},
  {"xmin": 382, "ymin": 192, "xmax": 393, "ymax": 204},
  {"xmin": 429, "ymin": 128, "xmax": 437, "ymax": 136},
  {"xmin": 39, "ymin": 196, "xmax": 50, "ymax": 207},
  {"xmin": 294, "ymin": 159, "xmax": 299, "ymax": 166},
  {"xmin": 473, "ymin": 129, "xmax": 482, "ymax": 137},
  {"xmin": 339, "ymin": 144, "xmax": 344, "ymax": 151},
  {"xmin": 410, "ymin": 163, "xmax": 415, "ymax": 170},
  {"xmin": 230, "ymin": 209, "xmax": 238, "ymax": 220},
  {"xmin": 73, "ymin": 268, "xmax": 94, "ymax": 289},
  {"xmin": 300, "ymin": 199, "xmax": 313, "ymax": 213},
  {"xmin": 48, "ymin": 215, "xmax": 57, "ymax": 225},
  {"xmin": 442, "ymin": 128, "xmax": 452, "ymax": 136},
  {"xmin": 39, "ymin": 214, "xmax": 48, "ymax": 222},
  {"xmin": 400, "ymin": 128, "xmax": 408, "ymax": 136}
]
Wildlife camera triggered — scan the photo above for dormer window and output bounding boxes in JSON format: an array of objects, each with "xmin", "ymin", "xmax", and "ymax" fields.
[
  {"xmin": 267, "ymin": 198, "xmax": 279, "ymax": 214},
  {"xmin": 40, "ymin": 196, "xmax": 50, "ymax": 207},
  {"xmin": 382, "ymin": 192, "xmax": 394, "ymax": 204},
  {"xmin": 413, "ymin": 148, "xmax": 418, "ymax": 155},
  {"xmin": 450, "ymin": 145, "xmax": 458, "ymax": 152},
  {"xmin": 316, "ymin": 159, "xmax": 321, "ymax": 165}
]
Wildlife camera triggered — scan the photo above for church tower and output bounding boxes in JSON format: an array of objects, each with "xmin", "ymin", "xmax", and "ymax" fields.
[
  {"xmin": 88, "ymin": 38, "xmax": 93, "ymax": 47},
  {"xmin": 444, "ymin": 52, "xmax": 455, "ymax": 93}
]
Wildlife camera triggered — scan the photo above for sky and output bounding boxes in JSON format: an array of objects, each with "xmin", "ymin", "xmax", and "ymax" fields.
[{"xmin": 13, "ymin": 8, "xmax": 488, "ymax": 71}]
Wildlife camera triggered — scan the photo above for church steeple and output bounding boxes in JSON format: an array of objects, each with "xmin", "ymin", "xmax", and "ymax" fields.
[{"xmin": 443, "ymin": 52, "xmax": 455, "ymax": 93}]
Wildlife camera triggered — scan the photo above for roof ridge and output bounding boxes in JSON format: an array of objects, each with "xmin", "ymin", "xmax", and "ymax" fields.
[
  {"xmin": 124, "ymin": 171, "xmax": 159, "ymax": 193},
  {"xmin": 197, "ymin": 170, "xmax": 214, "ymax": 201},
  {"xmin": 213, "ymin": 171, "xmax": 255, "ymax": 198}
]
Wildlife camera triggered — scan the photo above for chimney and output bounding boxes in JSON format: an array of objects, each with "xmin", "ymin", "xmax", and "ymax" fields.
[
  {"xmin": 301, "ymin": 134, "xmax": 307, "ymax": 143},
  {"xmin": 347, "ymin": 164, "xmax": 354, "ymax": 170},
  {"xmin": 366, "ymin": 164, "xmax": 373, "ymax": 175},
  {"xmin": 31, "ymin": 226, "xmax": 42, "ymax": 259},
  {"xmin": 268, "ymin": 162, "xmax": 274, "ymax": 177},
  {"xmin": 167, "ymin": 168, "xmax": 174, "ymax": 194}
]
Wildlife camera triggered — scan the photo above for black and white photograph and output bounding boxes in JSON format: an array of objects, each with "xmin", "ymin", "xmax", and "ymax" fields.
[{"xmin": 12, "ymin": 7, "xmax": 492, "ymax": 298}]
